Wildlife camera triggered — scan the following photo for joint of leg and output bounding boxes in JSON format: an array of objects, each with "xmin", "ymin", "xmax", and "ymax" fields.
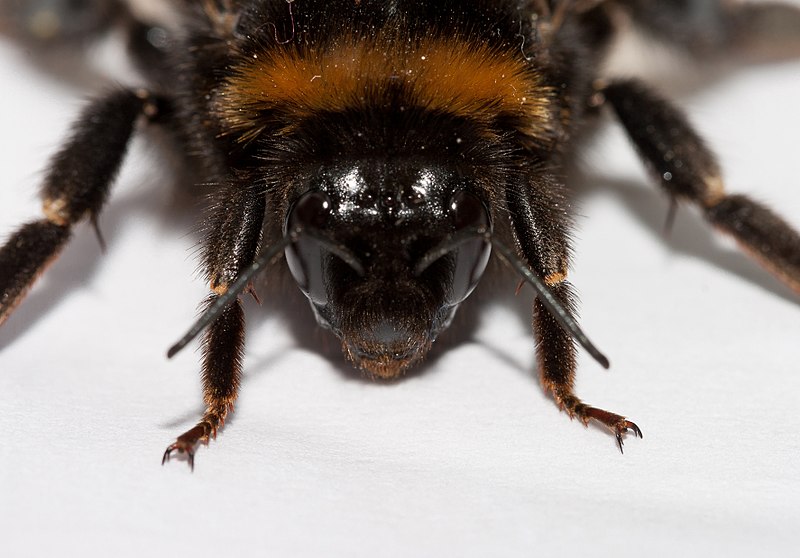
[
  {"xmin": 544, "ymin": 271, "xmax": 567, "ymax": 286},
  {"xmin": 210, "ymin": 281, "xmax": 229, "ymax": 296},
  {"xmin": 589, "ymin": 79, "xmax": 609, "ymax": 108},
  {"xmin": 43, "ymin": 197, "xmax": 74, "ymax": 227},
  {"xmin": 701, "ymin": 175, "xmax": 726, "ymax": 208},
  {"xmin": 135, "ymin": 89, "xmax": 161, "ymax": 120}
]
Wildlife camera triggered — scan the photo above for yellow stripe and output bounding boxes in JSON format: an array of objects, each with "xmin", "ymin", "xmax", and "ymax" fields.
[{"xmin": 217, "ymin": 33, "xmax": 555, "ymax": 141}]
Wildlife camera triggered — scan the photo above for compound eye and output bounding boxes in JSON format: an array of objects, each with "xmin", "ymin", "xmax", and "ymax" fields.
[
  {"xmin": 284, "ymin": 191, "xmax": 333, "ymax": 305},
  {"xmin": 451, "ymin": 189, "xmax": 489, "ymax": 231},
  {"xmin": 447, "ymin": 190, "xmax": 491, "ymax": 304},
  {"xmin": 288, "ymin": 190, "xmax": 331, "ymax": 230}
]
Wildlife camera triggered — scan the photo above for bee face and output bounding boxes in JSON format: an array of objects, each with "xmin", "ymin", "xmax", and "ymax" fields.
[{"xmin": 284, "ymin": 158, "xmax": 491, "ymax": 378}]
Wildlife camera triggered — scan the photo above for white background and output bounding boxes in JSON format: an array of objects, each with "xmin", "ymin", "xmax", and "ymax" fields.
[{"xmin": 1, "ymin": 4, "xmax": 799, "ymax": 557}]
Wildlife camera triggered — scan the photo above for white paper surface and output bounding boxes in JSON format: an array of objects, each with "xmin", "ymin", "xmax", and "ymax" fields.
[{"xmin": 1, "ymin": 7, "xmax": 799, "ymax": 557}]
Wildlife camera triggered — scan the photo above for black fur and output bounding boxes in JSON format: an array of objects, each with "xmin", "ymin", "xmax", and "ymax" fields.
[{"xmin": 1, "ymin": 0, "xmax": 799, "ymax": 465}]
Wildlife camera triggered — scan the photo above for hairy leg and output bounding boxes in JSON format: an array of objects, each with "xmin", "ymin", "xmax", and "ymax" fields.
[
  {"xmin": 162, "ymin": 181, "xmax": 266, "ymax": 469},
  {"xmin": 0, "ymin": 89, "xmax": 163, "ymax": 324},
  {"xmin": 604, "ymin": 78, "xmax": 800, "ymax": 295}
]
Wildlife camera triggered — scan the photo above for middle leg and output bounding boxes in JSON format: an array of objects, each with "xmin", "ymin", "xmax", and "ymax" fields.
[{"xmin": 603, "ymin": 78, "xmax": 800, "ymax": 295}]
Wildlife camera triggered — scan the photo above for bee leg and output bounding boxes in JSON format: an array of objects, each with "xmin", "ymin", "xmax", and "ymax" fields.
[
  {"xmin": 0, "ymin": 89, "xmax": 162, "ymax": 326},
  {"xmin": 162, "ymin": 294, "xmax": 246, "ymax": 470},
  {"xmin": 603, "ymin": 78, "xmax": 800, "ymax": 295},
  {"xmin": 622, "ymin": 0, "xmax": 800, "ymax": 60},
  {"xmin": 0, "ymin": 0, "xmax": 122, "ymax": 44},
  {"xmin": 162, "ymin": 183, "xmax": 265, "ymax": 469},
  {"xmin": 534, "ymin": 281, "xmax": 642, "ymax": 452},
  {"xmin": 506, "ymin": 175, "xmax": 642, "ymax": 450}
]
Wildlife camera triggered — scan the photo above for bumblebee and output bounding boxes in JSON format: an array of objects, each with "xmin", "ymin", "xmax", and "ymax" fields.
[{"xmin": 1, "ymin": 0, "xmax": 799, "ymax": 469}]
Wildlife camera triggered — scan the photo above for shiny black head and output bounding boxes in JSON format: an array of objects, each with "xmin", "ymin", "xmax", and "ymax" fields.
[{"xmin": 284, "ymin": 158, "xmax": 491, "ymax": 378}]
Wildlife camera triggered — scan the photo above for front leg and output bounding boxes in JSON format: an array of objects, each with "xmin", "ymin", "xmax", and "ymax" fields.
[
  {"xmin": 506, "ymin": 174, "xmax": 642, "ymax": 450},
  {"xmin": 534, "ymin": 281, "xmax": 642, "ymax": 451},
  {"xmin": 162, "ymin": 182, "xmax": 265, "ymax": 469},
  {"xmin": 162, "ymin": 295, "xmax": 245, "ymax": 469}
]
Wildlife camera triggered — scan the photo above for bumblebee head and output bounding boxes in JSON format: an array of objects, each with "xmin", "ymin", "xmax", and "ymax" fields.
[{"xmin": 284, "ymin": 158, "xmax": 491, "ymax": 378}]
